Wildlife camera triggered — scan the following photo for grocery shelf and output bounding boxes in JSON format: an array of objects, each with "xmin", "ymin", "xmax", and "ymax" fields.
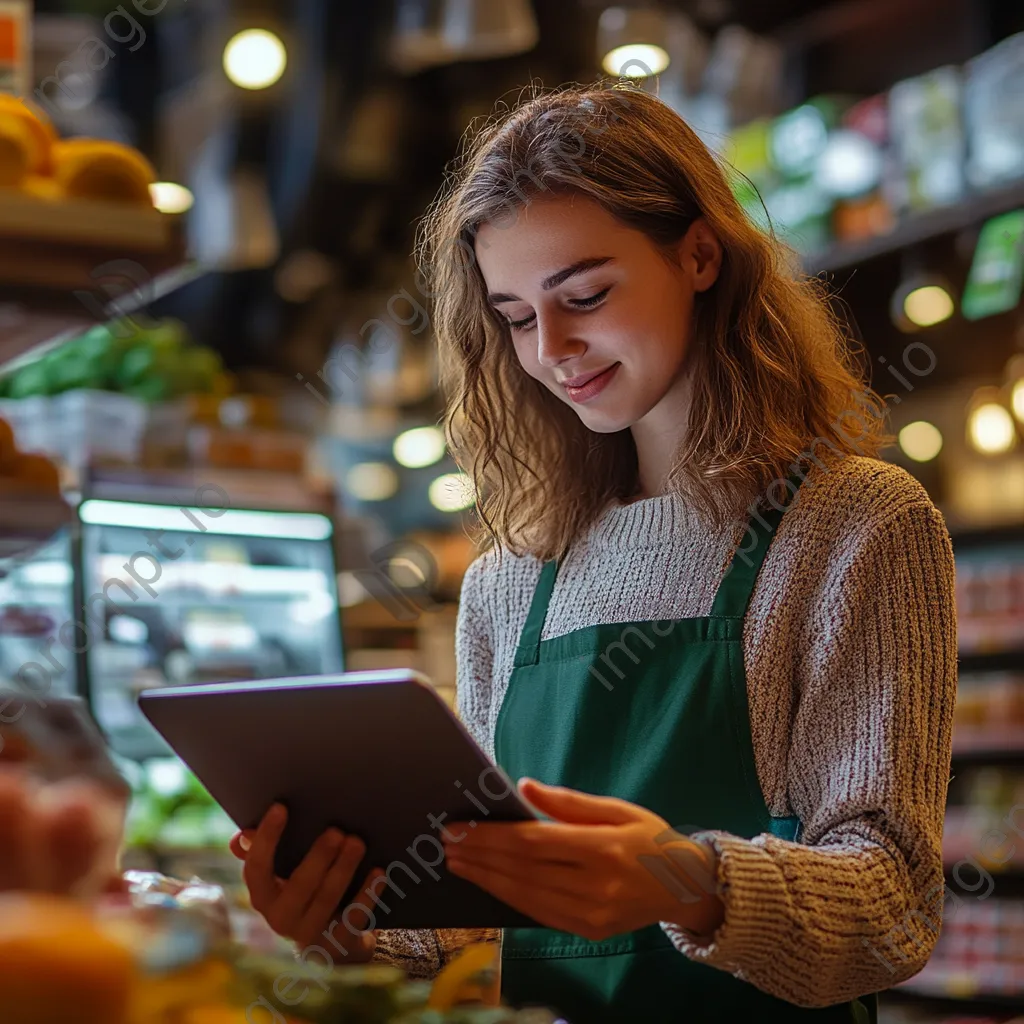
[
  {"xmin": 0, "ymin": 260, "xmax": 204, "ymax": 376},
  {"xmin": 0, "ymin": 188, "xmax": 202, "ymax": 374},
  {"xmin": 959, "ymin": 650, "xmax": 1024, "ymax": 675},
  {"xmin": 804, "ymin": 178, "xmax": 1024, "ymax": 275},
  {"xmin": 950, "ymin": 741, "xmax": 1024, "ymax": 763},
  {"xmin": 951, "ymin": 524, "xmax": 1024, "ymax": 550},
  {"xmin": 884, "ymin": 985, "xmax": 1024, "ymax": 1014}
]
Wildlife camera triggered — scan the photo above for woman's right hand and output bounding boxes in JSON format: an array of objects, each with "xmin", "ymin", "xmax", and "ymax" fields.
[{"xmin": 230, "ymin": 803, "xmax": 384, "ymax": 956}]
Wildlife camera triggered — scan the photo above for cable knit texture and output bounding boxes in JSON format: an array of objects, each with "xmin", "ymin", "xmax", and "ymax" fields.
[{"xmin": 374, "ymin": 455, "xmax": 958, "ymax": 1006}]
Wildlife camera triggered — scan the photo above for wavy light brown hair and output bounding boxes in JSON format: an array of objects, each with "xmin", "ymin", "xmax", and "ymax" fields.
[{"xmin": 417, "ymin": 84, "xmax": 890, "ymax": 561}]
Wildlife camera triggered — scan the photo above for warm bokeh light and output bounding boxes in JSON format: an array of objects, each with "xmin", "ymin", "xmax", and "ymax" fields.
[
  {"xmin": 149, "ymin": 181, "xmax": 194, "ymax": 214},
  {"xmin": 903, "ymin": 285, "xmax": 954, "ymax": 328},
  {"xmin": 428, "ymin": 472, "xmax": 476, "ymax": 512},
  {"xmin": 393, "ymin": 426, "xmax": 446, "ymax": 469},
  {"xmin": 1012, "ymin": 377, "xmax": 1024, "ymax": 424},
  {"xmin": 898, "ymin": 420, "xmax": 943, "ymax": 462},
  {"xmin": 601, "ymin": 43, "xmax": 669, "ymax": 77},
  {"xmin": 223, "ymin": 29, "xmax": 287, "ymax": 90},
  {"xmin": 968, "ymin": 402, "xmax": 1017, "ymax": 455},
  {"xmin": 345, "ymin": 462, "xmax": 399, "ymax": 501}
]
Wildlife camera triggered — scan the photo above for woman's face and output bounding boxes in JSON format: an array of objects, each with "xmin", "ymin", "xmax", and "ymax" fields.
[{"xmin": 474, "ymin": 194, "xmax": 721, "ymax": 434}]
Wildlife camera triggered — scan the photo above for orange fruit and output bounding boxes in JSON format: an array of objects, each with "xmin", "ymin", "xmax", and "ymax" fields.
[{"xmin": 0, "ymin": 893, "xmax": 136, "ymax": 1024}]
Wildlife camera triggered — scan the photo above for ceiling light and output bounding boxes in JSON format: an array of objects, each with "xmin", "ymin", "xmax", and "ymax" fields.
[
  {"xmin": 428, "ymin": 472, "xmax": 476, "ymax": 512},
  {"xmin": 603, "ymin": 43, "xmax": 669, "ymax": 77},
  {"xmin": 891, "ymin": 269, "xmax": 957, "ymax": 333},
  {"xmin": 223, "ymin": 28, "xmax": 287, "ymax": 90},
  {"xmin": 394, "ymin": 426, "xmax": 446, "ymax": 468},
  {"xmin": 599, "ymin": 8, "xmax": 670, "ymax": 78},
  {"xmin": 968, "ymin": 401, "xmax": 1017, "ymax": 455},
  {"xmin": 149, "ymin": 181, "xmax": 194, "ymax": 215},
  {"xmin": 904, "ymin": 285, "xmax": 954, "ymax": 328},
  {"xmin": 898, "ymin": 421, "xmax": 943, "ymax": 462}
]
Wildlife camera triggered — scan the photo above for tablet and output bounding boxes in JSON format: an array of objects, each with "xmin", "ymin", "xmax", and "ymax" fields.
[{"xmin": 138, "ymin": 670, "xmax": 539, "ymax": 929}]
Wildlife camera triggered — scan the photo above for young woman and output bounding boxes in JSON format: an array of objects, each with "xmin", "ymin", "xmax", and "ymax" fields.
[{"xmin": 233, "ymin": 85, "xmax": 957, "ymax": 1022}]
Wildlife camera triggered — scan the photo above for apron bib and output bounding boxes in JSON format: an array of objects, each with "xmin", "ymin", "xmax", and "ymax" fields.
[{"xmin": 494, "ymin": 480, "xmax": 877, "ymax": 1023}]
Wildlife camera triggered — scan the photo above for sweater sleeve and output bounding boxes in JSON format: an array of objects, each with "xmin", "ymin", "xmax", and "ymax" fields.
[
  {"xmin": 661, "ymin": 499, "xmax": 958, "ymax": 1007},
  {"xmin": 372, "ymin": 552, "xmax": 501, "ymax": 977}
]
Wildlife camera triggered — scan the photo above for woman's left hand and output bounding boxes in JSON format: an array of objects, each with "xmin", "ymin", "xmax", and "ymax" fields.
[{"xmin": 443, "ymin": 778, "xmax": 724, "ymax": 942}]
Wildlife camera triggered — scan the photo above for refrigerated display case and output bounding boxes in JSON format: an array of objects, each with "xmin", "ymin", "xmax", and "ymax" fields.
[
  {"xmin": 77, "ymin": 497, "xmax": 344, "ymax": 760},
  {"xmin": 0, "ymin": 524, "xmax": 77, "ymax": 699}
]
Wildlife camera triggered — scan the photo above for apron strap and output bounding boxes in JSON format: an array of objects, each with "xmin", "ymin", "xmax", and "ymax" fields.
[
  {"xmin": 513, "ymin": 558, "xmax": 560, "ymax": 667},
  {"xmin": 710, "ymin": 472, "xmax": 805, "ymax": 620}
]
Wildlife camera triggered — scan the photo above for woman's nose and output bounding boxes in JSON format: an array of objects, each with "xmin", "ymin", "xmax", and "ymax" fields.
[{"xmin": 535, "ymin": 315, "xmax": 583, "ymax": 367}]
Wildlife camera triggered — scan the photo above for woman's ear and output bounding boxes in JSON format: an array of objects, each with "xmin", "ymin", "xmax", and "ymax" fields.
[{"xmin": 680, "ymin": 218, "xmax": 723, "ymax": 293}]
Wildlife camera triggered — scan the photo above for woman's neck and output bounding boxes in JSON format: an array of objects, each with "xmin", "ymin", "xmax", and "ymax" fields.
[{"xmin": 630, "ymin": 368, "xmax": 694, "ymax": 499}]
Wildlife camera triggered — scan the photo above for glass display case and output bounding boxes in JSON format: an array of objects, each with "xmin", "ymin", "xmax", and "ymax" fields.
[
  {"xmin": 0, "ymin": 525, "xmax": 78, "ymax": 699},
  {"xmin": 78, "ymin": 498, "xmax": 344, "ymax": 760}
]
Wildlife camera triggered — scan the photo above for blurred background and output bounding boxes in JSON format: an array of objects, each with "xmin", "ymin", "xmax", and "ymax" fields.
[{"xmin": 0, "ymin": 1, "xmax": 1022, "ymax": 1018}]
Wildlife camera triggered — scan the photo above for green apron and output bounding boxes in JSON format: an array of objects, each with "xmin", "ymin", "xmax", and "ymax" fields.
[{"xmin": 494, "ymin": 481, "xmax": 877, "ymax": 1023}]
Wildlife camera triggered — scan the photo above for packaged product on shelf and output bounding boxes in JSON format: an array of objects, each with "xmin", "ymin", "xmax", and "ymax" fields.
[
  {"xmin": 964, "ymin": 31, "xmax": 1024, "ymax": 190},
  {"xmin": 887, "ymin": 65, "xmax": 967, "ymax": 213}
]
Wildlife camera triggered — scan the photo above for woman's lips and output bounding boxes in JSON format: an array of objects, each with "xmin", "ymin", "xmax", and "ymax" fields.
[{"xmin": 562, "ymin": 363, "xmax": 620, "ymax": 403}]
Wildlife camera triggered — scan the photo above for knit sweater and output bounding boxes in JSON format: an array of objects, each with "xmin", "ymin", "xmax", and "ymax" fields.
[{"xmin": 374, "ymin": 454, "xmax": 958, "ymax": 1008}]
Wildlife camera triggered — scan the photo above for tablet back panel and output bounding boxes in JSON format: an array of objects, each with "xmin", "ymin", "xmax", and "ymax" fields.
[{"xmin": 140, "ymin": 671, "xmax": 538, "ymax": 928}]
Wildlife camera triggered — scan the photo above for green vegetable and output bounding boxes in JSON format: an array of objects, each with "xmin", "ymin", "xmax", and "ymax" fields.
[{"xmin": 9, "ymin": 362, "xmax": 51, "ymax": 397}]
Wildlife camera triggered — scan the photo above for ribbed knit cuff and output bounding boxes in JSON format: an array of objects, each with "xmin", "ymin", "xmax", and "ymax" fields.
[{"xmin": 660, "ymin": 831, "xmax": 790, "ymax": 973}]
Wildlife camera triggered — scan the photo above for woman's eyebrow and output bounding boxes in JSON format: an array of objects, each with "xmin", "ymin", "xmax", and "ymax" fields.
[{"xmin": 487, "ymin": 257, "xmax": 615, "ymax": 305}]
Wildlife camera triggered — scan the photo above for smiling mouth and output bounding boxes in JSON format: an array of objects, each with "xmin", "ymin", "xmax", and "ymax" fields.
[
  {"xmin": 560, "ymin": 363, "xmax": 620, "ymax": 403},
  {"xmin": 559, "ymin": 366, "xmax": 616, "ymax": 389}
]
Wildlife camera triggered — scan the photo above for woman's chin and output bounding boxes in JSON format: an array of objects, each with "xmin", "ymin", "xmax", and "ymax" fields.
[{"xmin": 574, "ymin": 406, "xmax": 639, "ymax": 434}]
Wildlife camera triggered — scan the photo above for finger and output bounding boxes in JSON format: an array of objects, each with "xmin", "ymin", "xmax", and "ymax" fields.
[
  {"xmin": 299, "ymin": 869, "xmax": 383, "ymax": 956},
  {"xmin": 447, "ymin": 820, "xmax": 603, "ymax": 862},
  {"xmin": 445, "ymin": 858, "xmax": 595, "ymax": 933},
  {"xmin": 242, "ymin": 804, "xmax": 288, "ymax": 911},
  {"xmin": 0, "ymin": 771, "xmax": 37, "ymax": 890},
  {"xmin": 229, "ymin": 830, "xmax": 255, "ymax": 860},
  {"xmin": 270, "ymin": 828, "xmax": 346, "ymax": 930},
  {"xmin": 297, "ymin": 836, "xmax": 367, "ymax": 939},
  {"xmin": 446, "ymin": 847, "xmax": 588, "ymax": 899},
  {"xmin": 346, "ymin": 868, "xmax": 387, "ymax": 932},
  {"xmin": 517, "ymin": 778, "xmax": 645, "ymax": 826}
]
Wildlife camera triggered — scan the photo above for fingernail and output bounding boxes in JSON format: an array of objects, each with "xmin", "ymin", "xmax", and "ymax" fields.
[{"xmin": 239, "ymin": 835, "xmax": 251, "ymax": 852}]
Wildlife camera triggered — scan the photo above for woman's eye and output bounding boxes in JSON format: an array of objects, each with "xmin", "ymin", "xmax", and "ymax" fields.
[
  {"xmin": 570, "ymin": 287, "xmax": 611, "ymax": 309},
  {"xmin": 506, "ymin": 312, "xmax": 536, "ymax": 332}
]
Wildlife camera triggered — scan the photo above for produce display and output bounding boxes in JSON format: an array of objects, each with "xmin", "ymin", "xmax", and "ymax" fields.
[
  {"xmin": 0, "ymin": 319, "xmax": 231, "ymax": 403},
  {"xmin": 0, "ymin": 890, "xmax": 556, "ymax": 1024},
  {"xmin": 0, "ymin": 696, "xmax": 560, "ymax": 1021},
  {"xmin": 0, "ymin": 93, "xmax": 157, "ymax": 204}
]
